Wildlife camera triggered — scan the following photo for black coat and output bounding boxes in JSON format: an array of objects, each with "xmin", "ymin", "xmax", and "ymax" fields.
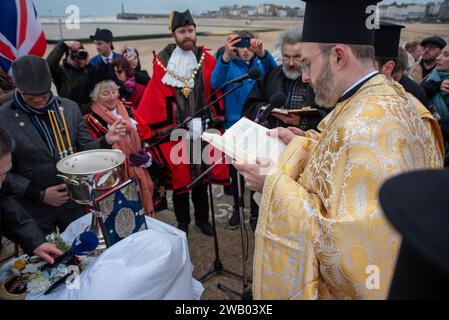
[
  {"xmin": 46, "ymin": 42, "xmax": 133, "ymax": 115},
  {"xmin": 399, "ymin": 75, "xmax": 429, "ymax": 108},
  {"xmin": 0, "ymin": 96, "xmax": 111, "ymax": 234},
  {"xmin": 1, "ymin": 181, "xmax": 46, "ymax": 255},
  {"xmin": 241, "ymin": 65, "xmax": 329, "ymax": 130}
]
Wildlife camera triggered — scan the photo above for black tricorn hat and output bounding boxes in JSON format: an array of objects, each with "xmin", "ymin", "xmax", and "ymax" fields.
[
  {"xmin": 374, "ymin": 21, "xmax": 405, "ymax": 59},
  {"xmin": 12, "ymin": 55, "xmax": 52, "ymax": 96},
  {"xmin": 169, "ymin": 10, "xmax": 196, "ymax": 32},
  {"xmin": 302, "ymin": 0, "xmax": 382, "ymax": 45},
  {"xmin": 90, "ymin": 28, "xmax": 113, "ymax": 42},
  {"xmin": 379, "ymin": 170, "xmax": 449, "ymax": 299}
]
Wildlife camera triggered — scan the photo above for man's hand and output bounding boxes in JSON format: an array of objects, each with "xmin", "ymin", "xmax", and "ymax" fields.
[
  {"xmin": 33, "ymin": 243, "xmax": 63, "ymax": 264},
  {"xmin": 105, "ymin": 117, "xmax": 127, "ymax": 145},
  {"xmin": 234, "ymin": 158, "xmax": 275, "ymax": 193},
  {"xmin": 64, "ymin": 41, "xmax": 81, "ymax": 51},
  {"xmin": 441, "ymin": 79, "xmax": 449, "ymax": 94},
  {"xmin": 222, "ymin": 34, "xmax": 241, "ymax": 63},
  {"xmin": 272, "ymin": 113, "xmax": 301, "ymax": 126},
  {"xmin": 267, "ymin": 127, "xmax": 305, "ymax": 145},
  {"xmin": 250, "ymin": 38, "xmax": 265, "ymax": 58},
  {"xmin": 43, "ymin": 184, "xmax": 69, "ymax": 207}
]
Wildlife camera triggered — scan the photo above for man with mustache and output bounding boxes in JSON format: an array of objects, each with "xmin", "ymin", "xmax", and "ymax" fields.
[
  {"xmin": 241, "ymin": 28, "xmax": 326, "ymax": 233},
  {"xmin": 234, "ymin": 0, "xmax": 443, "ymax": 299},
  {"xmin": 136, "ymin": 10, "xmax": 228, "ymax": 236},
  {"xmin": 242, "ymin": 28, "xmax": 325, "ymax": 132}
]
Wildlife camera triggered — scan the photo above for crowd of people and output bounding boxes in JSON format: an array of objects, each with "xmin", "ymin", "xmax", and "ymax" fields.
[{"xmin": 1, "ymin": 0, "xmax": 449, "ymax": 299}]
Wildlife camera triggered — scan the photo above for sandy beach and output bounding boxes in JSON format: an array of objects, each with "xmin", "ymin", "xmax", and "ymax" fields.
[{"xmin": 43, "ymin": 18, "xmax": 449, "ymax": 74}]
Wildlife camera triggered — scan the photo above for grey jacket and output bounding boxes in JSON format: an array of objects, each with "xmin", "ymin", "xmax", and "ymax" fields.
[{"xmin": 0, "ymin": 95, "xmax": 110, "ymax": 233}]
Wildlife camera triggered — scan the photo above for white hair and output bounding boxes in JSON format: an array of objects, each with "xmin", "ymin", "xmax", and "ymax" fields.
[
  {"xmin": 275, "ymin": 28, "xmax": 302, "ymax": 50},
  {"xmin": 91, "ymin": 80, "xmax": 119, "ymax": 101}
]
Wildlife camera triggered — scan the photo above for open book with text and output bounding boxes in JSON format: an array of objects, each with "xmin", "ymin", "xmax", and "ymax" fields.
[{"xmin": 201, "ymin": 117, "xmax": 287, "ymax": 164}]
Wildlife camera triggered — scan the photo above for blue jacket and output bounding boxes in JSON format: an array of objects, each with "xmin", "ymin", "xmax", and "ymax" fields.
[
  {"xmin": 90, "ymin": 52, "xmax": 123, "ymax": 66},
  {"xmin": 211, "ymin": 50, "xmax": 277, "ymax": 129}
]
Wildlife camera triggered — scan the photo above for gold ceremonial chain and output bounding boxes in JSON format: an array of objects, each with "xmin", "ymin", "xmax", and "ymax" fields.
[{"xmin": 156, "ymin": 52, "xmax": 205, "ymax": 98}]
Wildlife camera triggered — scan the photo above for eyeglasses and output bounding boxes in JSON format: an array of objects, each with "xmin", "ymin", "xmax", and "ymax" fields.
[
  {"xmin": 300, "ymin": 51, "xmax": 324, "ymax": 73},
  {"xmin": 21, "ymin": 92, "xmax": 50, "ymax": 100},
  {"xmin": 282, "ymin": 55, "xmax": 301, "ymax": 63}
]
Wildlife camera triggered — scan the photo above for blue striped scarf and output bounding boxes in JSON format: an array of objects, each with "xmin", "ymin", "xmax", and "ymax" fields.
[{"xmin": 13, "ymin": 90, "xmax": 66, "ymax": 157}]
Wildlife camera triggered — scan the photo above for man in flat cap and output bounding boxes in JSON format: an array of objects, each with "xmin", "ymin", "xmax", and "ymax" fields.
[
  {"xmin": 89, "ymin": 28, "xmax": 122, "ymax": 66},
  {"xmin": 235, "ymin": 0, "xmax": 443, "ymax": 299},
  {"xmin": 411, "ymin": 36, "xmax": 447, "ymax": 83},
  {"xmin": 0, "ymin": 55, "xmax": 126, "ymax": 235},
  {"xmin": 135, "ymin": 10, "xmax": 229, "ymax": 236}
]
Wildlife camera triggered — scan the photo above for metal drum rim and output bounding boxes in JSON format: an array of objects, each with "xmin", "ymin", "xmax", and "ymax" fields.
[{"xmin": 56, "ymin": 149, "xmax": 126, "ymax": 176}]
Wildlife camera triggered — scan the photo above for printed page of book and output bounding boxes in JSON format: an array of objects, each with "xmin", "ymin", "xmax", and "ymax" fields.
[{"xmin": 202, "ymin": 117, "xmax": 286, "ymax": 164}]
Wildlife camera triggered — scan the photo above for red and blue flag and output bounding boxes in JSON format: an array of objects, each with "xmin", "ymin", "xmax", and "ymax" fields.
[{"xmin": 0, "ymin": 0, "xmax": 47, "ymax": 74}]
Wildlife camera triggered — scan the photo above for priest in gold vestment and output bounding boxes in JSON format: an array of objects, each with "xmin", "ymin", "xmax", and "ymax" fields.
[{"xmin": 235, "ymin": 0, "xmax": 444, "ymax": 300}]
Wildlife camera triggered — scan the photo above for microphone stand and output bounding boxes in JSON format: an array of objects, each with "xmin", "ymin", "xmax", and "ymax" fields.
[
  {"xmin": 148, "ymin": 82, "xmax": 244, "ymax": 149},
  {"xmin": 185, "ymin": 155, "xmax": 252, "ymax": 300},
  {"xmin": 145, "ymin": 80, "xmax": 252, "ymax": 298}
]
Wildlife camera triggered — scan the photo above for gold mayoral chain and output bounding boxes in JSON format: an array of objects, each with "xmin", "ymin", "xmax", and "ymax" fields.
[{"xmin": 156, "ymin": 52, "xmax": 205, "ymax": 98}]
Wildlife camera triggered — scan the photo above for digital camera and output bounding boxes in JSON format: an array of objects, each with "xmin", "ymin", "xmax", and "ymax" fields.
[{"xmin": 69, "ymin": 50, "xmax": 88, "ymax": 60}]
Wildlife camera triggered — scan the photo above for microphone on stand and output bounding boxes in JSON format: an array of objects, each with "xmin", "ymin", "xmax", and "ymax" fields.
[
  {"xmin": 256, "ymin": 92, "xmax": 287, "ymax": 124},
  {"xmin": 222, "ymin": 68, "xmax": 261, "ymax": 87},
  {"xmin": 40, "ymin": 231, "xmax": 99, "ymax": 272}
]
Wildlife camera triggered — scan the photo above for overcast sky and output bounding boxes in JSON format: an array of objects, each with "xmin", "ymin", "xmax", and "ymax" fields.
[{"xmin": 34, "ymin": 0, "xmax": 437, "ymax": 16}]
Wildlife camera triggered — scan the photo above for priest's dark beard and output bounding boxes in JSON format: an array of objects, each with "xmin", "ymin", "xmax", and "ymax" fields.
[{"xmin": 313, "ymin": 58, "xmax": 341, "ymax": 109}]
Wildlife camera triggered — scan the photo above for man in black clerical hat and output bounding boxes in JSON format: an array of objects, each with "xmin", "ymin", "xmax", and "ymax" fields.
[
  {"xmin": 374, "ymin": 21, "xmax": 429, "ymax": 107},
  {"xmin": 135, "ymin": 10, "xmax": 229, "ymax": 237},
  {"xmin": 380, "ymin": 170, "xmax": 449, "ymax": 299},
  {"xmin": 234, "ymin": 0, "xmax": 443, "ymax": 299}
]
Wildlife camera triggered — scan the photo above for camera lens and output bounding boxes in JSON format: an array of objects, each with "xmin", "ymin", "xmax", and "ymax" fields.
[{"xmin": 78, "ymin": 51, "xmax": 88, "ymax": 60}]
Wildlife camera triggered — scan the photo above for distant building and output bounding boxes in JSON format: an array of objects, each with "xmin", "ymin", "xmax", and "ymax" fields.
[
  {"xmin": 379, "ymin": 3, "xmax": 427, "ymax": 21},
  {"xmin": 439, "ymin": 0, "xmax": 449, "ymax": 20}
]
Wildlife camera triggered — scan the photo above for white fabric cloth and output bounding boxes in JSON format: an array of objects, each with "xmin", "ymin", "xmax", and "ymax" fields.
[
  {"xmin": 26, "ymin": 214, "xmax": 203, "ymax": 300},
  {"xmin": 162, "ymin": 46, "xmax": 198, "ymax": 89}
]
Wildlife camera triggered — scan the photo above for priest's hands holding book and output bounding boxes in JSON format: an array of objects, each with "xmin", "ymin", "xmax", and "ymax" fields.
[
  {"xmin": 267, "ymin": 127, "xmax": 305, "ymax": 145},
  {"xmin": 234, "ymin": 158, "xmax": 276, "ymax": 193}
]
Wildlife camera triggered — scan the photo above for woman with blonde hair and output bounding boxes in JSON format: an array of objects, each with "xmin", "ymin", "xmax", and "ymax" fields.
[{"xmin": 86, "ymin": 80, "xmax": 154, "ymax": 215}]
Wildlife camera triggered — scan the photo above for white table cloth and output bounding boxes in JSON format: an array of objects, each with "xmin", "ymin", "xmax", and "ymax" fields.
[{"xmin": 25, "ymin": 213, "xmax": 203, "ymax": 300}]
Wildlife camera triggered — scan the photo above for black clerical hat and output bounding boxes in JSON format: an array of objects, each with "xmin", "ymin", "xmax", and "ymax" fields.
[
  {"xmin": 379, "ymin": 170, "xmax": 449, "ymax": 299},
  {"xmin": 12, "ymin": 55, "xmax": 52, "ymax": 95},
  {"xmin": 169, "ymin": 10, "xmax": 196, "ymax": 32},
  {"xmin": 302, "ymin": 0, "xmax": 382, "ymax": 45},
  {"xmin": 374, "ymin": 21, "xmax": 405, "ymax": 58}
]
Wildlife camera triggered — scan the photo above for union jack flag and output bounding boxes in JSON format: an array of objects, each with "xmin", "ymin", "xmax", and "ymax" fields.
[{"xmin": 0, "ymin": 0, "xmax": 47, "ymax": 74}]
